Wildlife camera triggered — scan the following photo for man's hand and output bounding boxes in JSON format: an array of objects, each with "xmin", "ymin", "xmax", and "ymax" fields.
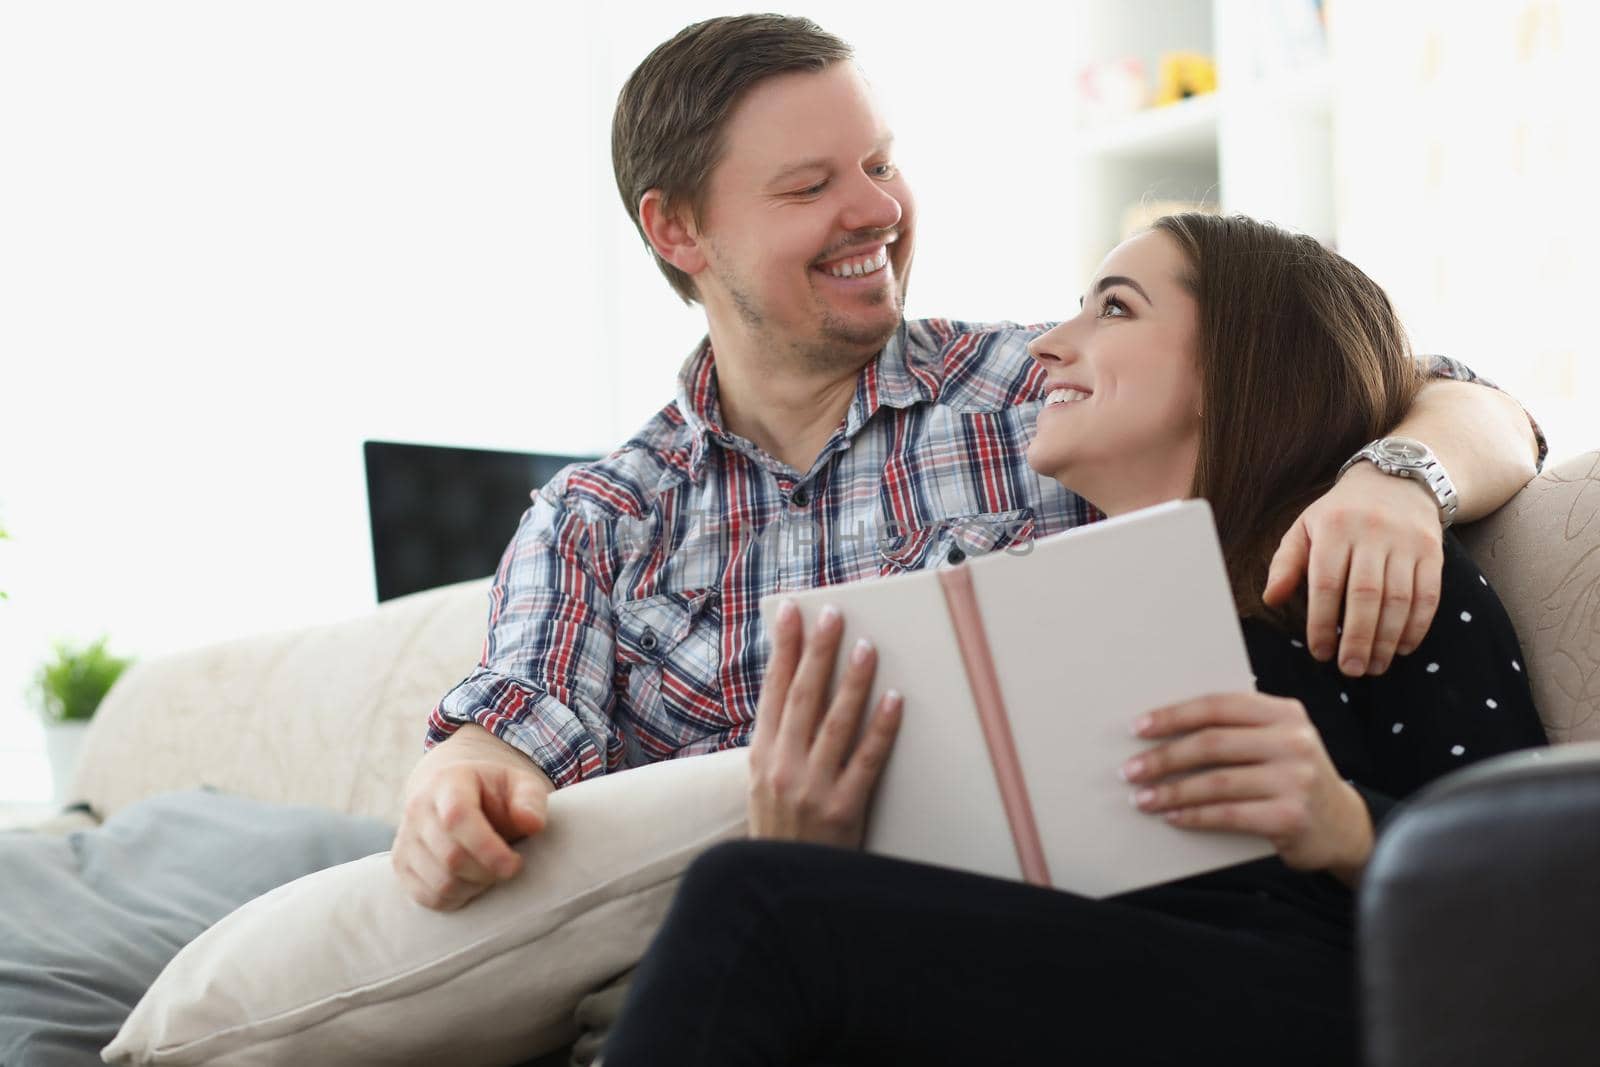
[
  {"xmin": 747, "ymin": 601, "xmax": 902, "ymax": 848},
  {"xmin": 392, "ymin": 724, "xmax": 554, "ymax": 911},
  {"xmin": 1123, "ymin": 692, "xmax": 1375, "ymax": 887},
  {"xmin": 1264, "ymin": 463, "xmax": 1443, "ymax": 677}
]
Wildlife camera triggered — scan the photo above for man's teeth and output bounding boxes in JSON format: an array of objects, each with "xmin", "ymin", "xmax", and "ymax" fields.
[
  {"xmin": 1045, "ymin": 388, "xmax": 1091, "ymax": 406},
  {"xmin": 824, "ymin": 247, "xmax": 889, "ymax": 278}
]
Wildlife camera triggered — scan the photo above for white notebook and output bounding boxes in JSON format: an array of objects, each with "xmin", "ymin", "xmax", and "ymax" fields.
[{"xmin": 757, "ymin": 499, "xmax": 1273, "ymax": 899}]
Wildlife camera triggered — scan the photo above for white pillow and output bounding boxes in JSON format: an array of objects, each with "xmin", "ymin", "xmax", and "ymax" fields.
[{"xmin": 103, "ymin": 747, "xmax": 751, "ymax": 1066}]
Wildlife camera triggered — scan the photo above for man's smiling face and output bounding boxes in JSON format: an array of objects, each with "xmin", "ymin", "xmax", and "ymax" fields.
[{"xmin": 690, "ymin": 62, "xmax": 916, "ymax": 368}]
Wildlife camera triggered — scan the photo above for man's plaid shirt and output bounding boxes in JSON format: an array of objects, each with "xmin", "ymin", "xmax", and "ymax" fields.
[{"xmin": 425, "ymin": 318, "xmax": 1530, "ymax": 788}]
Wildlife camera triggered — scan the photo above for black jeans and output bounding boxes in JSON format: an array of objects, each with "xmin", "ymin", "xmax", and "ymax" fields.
[{"xmin": 603, "ymin": 840, "xmax": 1358, "ymax": 1066}]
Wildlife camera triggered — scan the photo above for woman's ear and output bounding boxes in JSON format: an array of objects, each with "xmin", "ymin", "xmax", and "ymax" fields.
[{"xmin": 639, "ymin": 190, "xmax": 707, "ymax": 276}]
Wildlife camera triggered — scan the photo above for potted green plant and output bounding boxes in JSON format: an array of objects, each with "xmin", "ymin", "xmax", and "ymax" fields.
[{"xmin": 33, "ymin": 637, "xmax": 132, "ymax": 803}]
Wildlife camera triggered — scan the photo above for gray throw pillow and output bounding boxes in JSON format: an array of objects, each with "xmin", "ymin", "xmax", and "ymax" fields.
[{"xmin": 0, "ymin": 789, "xmax": 395, "ymax": 1066}]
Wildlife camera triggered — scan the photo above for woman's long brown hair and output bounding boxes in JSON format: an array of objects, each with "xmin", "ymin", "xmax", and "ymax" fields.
[{"xmin": 1150, "ymin": 213, "xmax": 1423, "ymax": 625}]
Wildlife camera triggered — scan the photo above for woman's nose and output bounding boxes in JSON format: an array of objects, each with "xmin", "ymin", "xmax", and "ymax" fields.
[{"xmin": 1027, "ymin": 323, "xmax": 1075, "ymax": 368}]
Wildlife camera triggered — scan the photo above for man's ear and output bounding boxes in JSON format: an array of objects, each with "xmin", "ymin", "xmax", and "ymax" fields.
[{"xmin": 639, "ymin": 190, "xmax": 707, "ymax": 276}]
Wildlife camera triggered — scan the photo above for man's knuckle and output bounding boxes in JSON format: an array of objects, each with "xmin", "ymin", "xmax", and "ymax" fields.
[
  {"xmin": 794, "ymin": 792, "xmax": 823, "ymax": 820},
  {"xmin": 821, "ymin": 800, "xmax": 856, "ymax": 829}
]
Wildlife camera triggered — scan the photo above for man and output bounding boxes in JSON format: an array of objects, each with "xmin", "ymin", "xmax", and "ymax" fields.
[{"xmin": 393, "ymin": 14, "xmax": 1541, "ymax": 910}]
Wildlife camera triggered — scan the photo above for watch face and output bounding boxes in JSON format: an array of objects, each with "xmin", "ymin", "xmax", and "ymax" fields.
[{"xmin": 1376, "ymin": 437, "xmax": 1429, "ymax": 464}]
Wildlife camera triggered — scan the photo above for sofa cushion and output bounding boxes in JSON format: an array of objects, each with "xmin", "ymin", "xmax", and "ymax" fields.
[
  {"xmin": 0, "ymin": 789, "xmax": 394, "ymax": 1067},
  {"xmin": 70, "ymin": 577, "xmax": 494, "ymax": 824},
  {"xmin": 102, "ymin": 746, "xmax": 751, "ymax": 1066},
  {"xmin": 1457, "ymin": 449, "xmax": 1600, "ymax": 744}
]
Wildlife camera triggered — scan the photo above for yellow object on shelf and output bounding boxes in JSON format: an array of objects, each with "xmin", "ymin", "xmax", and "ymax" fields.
[{"xmin": 1153, "ymin": 51, "xmax": 1217, "ymax": 107}]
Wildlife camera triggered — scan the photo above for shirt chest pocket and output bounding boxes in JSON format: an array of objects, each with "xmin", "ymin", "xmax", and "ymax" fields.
[
  {"xmin": 613, "ymin": 588, "xmax": 726, "ymax": 750},
  {"xmin": 876, "ymin": 508, "xmax": 1035, "ymax": 576}
]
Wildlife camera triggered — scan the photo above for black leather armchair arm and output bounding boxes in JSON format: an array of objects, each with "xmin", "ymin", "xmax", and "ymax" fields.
[{"xmin": 1359, "ymin": 741, "xmax": 1600, "ymax": 1067}]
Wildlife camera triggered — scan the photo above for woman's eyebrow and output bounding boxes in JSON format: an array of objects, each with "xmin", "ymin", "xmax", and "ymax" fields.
[{"xmin": 1093, "ymin": 274, "xmax": 1153, "ymax": 306}]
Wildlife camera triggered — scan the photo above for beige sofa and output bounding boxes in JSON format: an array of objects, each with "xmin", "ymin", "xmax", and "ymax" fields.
[{"xmin": 34, "ymin": 449, "xmax": 1600, "ymax": 1064}]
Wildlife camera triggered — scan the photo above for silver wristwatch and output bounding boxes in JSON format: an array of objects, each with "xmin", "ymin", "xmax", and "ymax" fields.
[{"xmin": 1337, "ymin": 436, "xmax": 1459, "ymax": 528}]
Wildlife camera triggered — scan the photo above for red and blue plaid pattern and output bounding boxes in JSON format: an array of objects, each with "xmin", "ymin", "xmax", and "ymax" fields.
[{"xmin": 424, "ymin": 318, "xmax": 1531, "ymax": 788}]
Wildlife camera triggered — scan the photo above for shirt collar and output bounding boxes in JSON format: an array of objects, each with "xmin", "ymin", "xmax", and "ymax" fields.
[
  {"xmin": 672, "ymin": 323, "xmax": 944, "ymax": 480},
  {"xmin": 844, "ymin": 321, "xmax": 942, "ymax": 434}
]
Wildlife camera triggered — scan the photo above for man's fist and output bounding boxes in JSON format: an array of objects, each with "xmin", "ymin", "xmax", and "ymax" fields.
[{"xmin": 392, "ymin": 724, "xmax": 554, "ymax": 911}]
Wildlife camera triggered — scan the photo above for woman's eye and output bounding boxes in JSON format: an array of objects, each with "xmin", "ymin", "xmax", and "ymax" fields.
[{"xmin": 1099, "ymin": 294, "xmax": 1129, "ymax": 318}]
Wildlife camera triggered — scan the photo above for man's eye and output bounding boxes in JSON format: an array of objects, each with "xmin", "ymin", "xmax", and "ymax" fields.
[
  {"xmin": 871, "ymin": 162, "xmax": 898, "ymax": 179},
  {"xmin": 795, "ymin": 181, "xmax": 827, "ymax": 196}
]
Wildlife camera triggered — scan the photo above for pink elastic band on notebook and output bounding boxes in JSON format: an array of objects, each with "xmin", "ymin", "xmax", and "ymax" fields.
[{"xmin": 937, "ymin": 565, "xmax": 1052, "ymax": 888}]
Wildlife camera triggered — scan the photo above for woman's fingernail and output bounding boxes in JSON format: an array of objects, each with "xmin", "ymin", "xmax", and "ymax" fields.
[
  {"xmin": 1134, "ymin": 789, "xmax": 1155, "ymax": 808},
  {"xmin": 851, "ymin": 638, "xmax": 874, "ymax": 665},
  {"xmin": 1131, "ymin": 714, "xmax": 1153, "ymax": 736},
  {"xmin": 819, "ymin": 605, "xmax": 841, "ymax": 628},
  {"xmin": 881, "ymin": 690, "xmax": 903, "ymax": 717},
  {"xmin": 777, "ymin": 599, "xmax": 797, "ymax": 623},
  {"xmin": 1119, "ymin": 757, "xmax": 1145, "ymax": 781}
]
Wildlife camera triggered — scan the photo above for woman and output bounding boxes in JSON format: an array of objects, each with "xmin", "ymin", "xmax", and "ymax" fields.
[{"xmin": 600, "ymin": 214, "xmax": 1548, "ymax": 1065}]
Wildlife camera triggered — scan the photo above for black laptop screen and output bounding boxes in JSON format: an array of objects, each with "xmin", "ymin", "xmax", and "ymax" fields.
[{"xmin": 363, "ymin": 440, "xmax": 595, "ymax": 602}]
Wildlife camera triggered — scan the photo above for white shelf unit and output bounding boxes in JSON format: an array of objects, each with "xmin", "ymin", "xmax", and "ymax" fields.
[{"xmin": 1069, "ymin": 0, "xmax": 1335, "ymax": 286}]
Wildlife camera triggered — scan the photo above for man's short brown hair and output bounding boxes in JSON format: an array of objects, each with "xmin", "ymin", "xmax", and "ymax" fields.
[{"xmin": 611, "ymin": 14, "xmax": 853, "ymax": 305}]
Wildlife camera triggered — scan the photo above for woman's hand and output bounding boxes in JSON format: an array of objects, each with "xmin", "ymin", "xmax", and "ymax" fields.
[
  {"xmin": 746, "ymin": 601, "xmax": 903, "ymax": 848},
  {"xmin": 1264, "ymin": 462, "xmax": 1444, "ymax": 678},
  {"xmin": 1121, "ymin": 692, "xmax": 1374, "ymax": 886}
]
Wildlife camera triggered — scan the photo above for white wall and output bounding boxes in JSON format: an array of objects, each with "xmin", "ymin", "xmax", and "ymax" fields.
[{"xmin": 1332, "ymin": 0, "xmax": 1599, "ymax": 458}]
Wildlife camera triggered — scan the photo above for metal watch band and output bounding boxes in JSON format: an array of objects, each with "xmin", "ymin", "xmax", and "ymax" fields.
[{"xmin": 1338, "ymin": 439, "xmax": 1459, "ymax": 529}]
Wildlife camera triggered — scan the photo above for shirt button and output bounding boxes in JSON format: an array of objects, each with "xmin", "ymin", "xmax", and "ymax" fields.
[
  {"xmin": 639, "ymin": 629, "xmax": 658, "ymax": 653},
  {"xmin": 947, "ymin": 546, "xmax": 966, "ymax": 565},
  {"xmin": 791, "ymin": 486, "xmax": 810, "ymax": 508}
]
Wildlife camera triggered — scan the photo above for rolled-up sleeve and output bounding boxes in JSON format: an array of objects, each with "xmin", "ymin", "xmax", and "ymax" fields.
[
  {"xmin": 1418, "ymin": 354, "xmax": 1547, "ymax": 471},
  {"xmin": 424, "ymin": 482, "xmax": 624, "ymax": 788}
]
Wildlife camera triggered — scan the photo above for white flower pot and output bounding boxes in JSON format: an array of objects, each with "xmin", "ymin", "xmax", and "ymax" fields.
[{"xmin": 42, "ymin": 719, "xmax": 91, "ymax": 804}]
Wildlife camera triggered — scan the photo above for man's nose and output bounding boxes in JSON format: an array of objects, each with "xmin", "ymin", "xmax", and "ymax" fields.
[{"xmin": 838, "ymin": 171, "xmax": 902, "ymax": 234}]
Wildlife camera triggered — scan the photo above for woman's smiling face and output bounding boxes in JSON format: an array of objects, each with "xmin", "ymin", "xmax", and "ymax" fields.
[{"xmin": 1024, "ymin": 229, "xmax": 1205, "ymax": 516}]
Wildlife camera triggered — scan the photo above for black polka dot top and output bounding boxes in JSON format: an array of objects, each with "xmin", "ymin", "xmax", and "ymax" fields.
[{"xmin": 1242, "ymin": 531, "xmax": 1549, "ymax": 827}]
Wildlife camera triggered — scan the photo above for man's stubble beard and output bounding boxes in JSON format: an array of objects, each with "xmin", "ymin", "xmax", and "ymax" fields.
[{"xmin": 723, "ymin": 264, "xmax": 907, "ymax": 377}]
